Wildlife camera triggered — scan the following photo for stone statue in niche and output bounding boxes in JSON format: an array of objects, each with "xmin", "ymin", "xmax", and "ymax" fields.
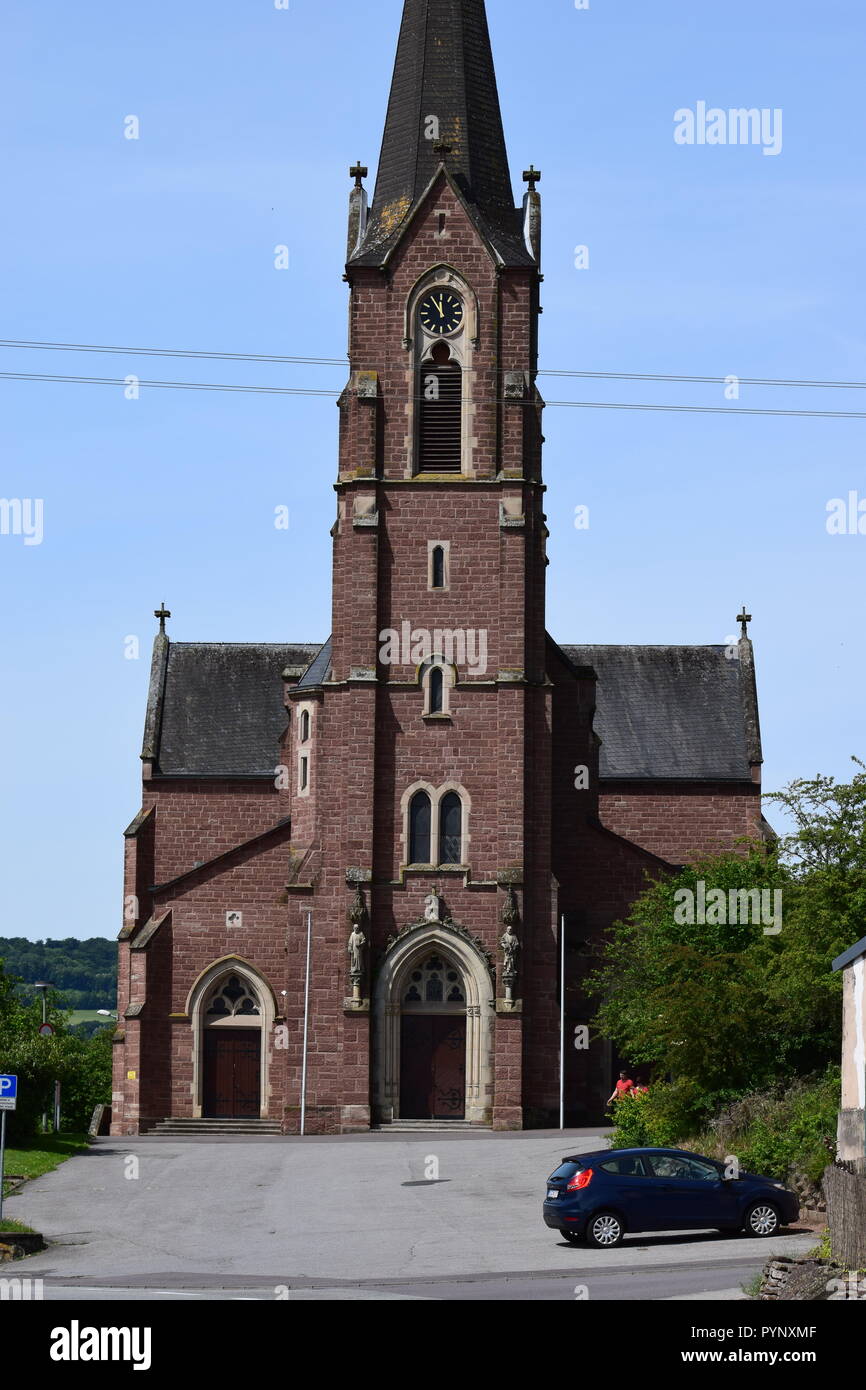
[
  {"xmin": 348, "ymin": 925, "xmax": 366, "ymax": 978},
  {"xmin": 499, "ymin": 886, "xmax": 521, "ymax": 1003},
  {"xmin": 347, "ymin": 885, "xmax": 369, "ymax": 1001},
  {"xmin": 423, "ymin": 889, "xmax": 441, "ymax": 923}
]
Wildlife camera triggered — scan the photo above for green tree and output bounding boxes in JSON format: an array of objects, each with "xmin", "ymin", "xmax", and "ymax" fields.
[
  {"xmin": 763, "ymin": 759, "xmax": 866, "ymax": 1069},
  {"xmin": 0, "ymin": 957, "xmax": 112, "ymax": 1140},
  {"xmin": 586, "ymin": 846, "xmax": 788, "ymax": 1094},
  {"xmin": 588, "ymin": 762, "xmax": 866, "ymax": 1098}
]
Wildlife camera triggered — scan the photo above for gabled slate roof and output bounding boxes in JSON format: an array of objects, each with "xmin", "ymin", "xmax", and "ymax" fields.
[
  {"xmin": 561, "ymin": 645, "xmax": 755, "ymax": 782},
  {"xmin": 350, "ymin": 0, "xmax": 534, "ymax": 268},
  {"xmin": 146, "ymin": 639, "xmax": 757, "ymax": 782},
  {"xmin": 295, "ymin": 638, "xmax": 332, "ymax": 690},
  {"xmin": 150, "ymin": 643, "xmax": 319, "ymax": 777}
]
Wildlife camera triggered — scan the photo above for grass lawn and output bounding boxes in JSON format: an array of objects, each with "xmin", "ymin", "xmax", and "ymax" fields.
[{"xmin": 1, "ymin": 1132, "xmax": 89, "ymax": 1221}]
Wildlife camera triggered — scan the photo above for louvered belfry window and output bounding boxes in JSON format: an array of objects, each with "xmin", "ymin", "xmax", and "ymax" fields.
[{"xmin": 418, "ymin": 346, "xmax": 462, "ymax": 473}]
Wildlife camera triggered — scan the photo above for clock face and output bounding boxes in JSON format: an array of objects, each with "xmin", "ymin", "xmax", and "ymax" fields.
[{"xmin": 419, "ymin": 289, "xmax": 464, "ymax": 336}]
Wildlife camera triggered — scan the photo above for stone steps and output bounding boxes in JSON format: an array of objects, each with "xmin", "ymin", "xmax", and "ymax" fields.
[
  {"xmin": 145, "ymin": 1119, "xmax": 283, "ymax": 1136},
  {"xmin": 372, "ymin": 1120, "xmax": 480, "ymax": 1132}
]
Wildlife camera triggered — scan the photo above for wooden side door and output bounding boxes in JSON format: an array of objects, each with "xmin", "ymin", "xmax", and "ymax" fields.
[{"xmin": 203, "ymin": 1029, "xmax": 261, "ymax": 1117}]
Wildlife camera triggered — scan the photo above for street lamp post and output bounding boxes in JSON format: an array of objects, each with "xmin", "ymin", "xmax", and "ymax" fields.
[
  {"xmin": 33, "ymin": 982, "xmax": 53, "ymax": 1131},
  {"xmin": 33, "ymin": 981, "xmax": 50, "ymax": 1026}
]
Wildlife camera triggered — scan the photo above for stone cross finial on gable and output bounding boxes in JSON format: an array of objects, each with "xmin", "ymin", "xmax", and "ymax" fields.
[
  {"xmin": 737, "ymin": 607, "xmax": 752, "ymax": 639},
  {"xmin": 522, "ymin": 165, "xmax": 541, "ymax": 191},
  {"xmin": 433, "ymin": 140, "xmax": 452, "ymax": 161},
  {"xmin": 349, "ymin": 162, "xmax": 368, "ymax": 188},
  {"xmin": 154, "ymin": 603, "xmax": 171, "ymax": 635}
]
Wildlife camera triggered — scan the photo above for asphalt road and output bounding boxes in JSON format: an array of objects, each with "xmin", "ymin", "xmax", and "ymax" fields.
[{"xmin": 7, "ymin": 1130, "xmax": 816, "ymax": 1301}]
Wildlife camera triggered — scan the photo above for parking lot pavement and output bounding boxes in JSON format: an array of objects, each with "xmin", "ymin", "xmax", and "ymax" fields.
[{"xmin": 9, "ymin": 1132, "xmax": 815, "ymax": 1298}]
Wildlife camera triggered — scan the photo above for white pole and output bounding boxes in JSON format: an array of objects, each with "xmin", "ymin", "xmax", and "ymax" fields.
[
  {"xmin": 300, "ymin": 910, "xmax": 312, "ymax": 1137},
  {"xmin": 559, "ymin": 913, "xmax": 566, "ymax": 1130}
]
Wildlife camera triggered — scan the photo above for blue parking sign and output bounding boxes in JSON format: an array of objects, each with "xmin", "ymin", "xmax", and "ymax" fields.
[{"xmin": 0, "ymin": 1074, "xmax": 17, "ymax": 1110}]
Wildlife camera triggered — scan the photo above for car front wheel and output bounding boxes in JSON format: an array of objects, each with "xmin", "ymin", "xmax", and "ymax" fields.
[
  {"xmin": 744, "ymin": 1202, "xmax": 780, "ymax": 1237},
  {"xmin": 585, "ymin": 1210, "xmax": 624, "ymax": 1249}
]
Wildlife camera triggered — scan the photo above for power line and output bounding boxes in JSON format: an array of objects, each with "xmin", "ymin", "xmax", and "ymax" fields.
[
  {"xmin": 541, "ymin": 369, "xmax": 866, "ymax": 392},
  {"xmin": 2, "ymin": 369, "xmax": 865, "ymax": 418},
  {"xmin": 0, "ymin": 371, "xmax": 337, "ymax": 397},
  {"xmin": 1, "ymin": 338, "xmax": 864, "ymax": 393},
  {"xmin": 0, "ymin": 338, "xmax": 346, "ymax": 369}
]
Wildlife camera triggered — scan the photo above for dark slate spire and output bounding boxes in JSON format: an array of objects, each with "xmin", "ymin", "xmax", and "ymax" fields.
[{"xmin": 350, "ymin": 0, "xmax": 533, "ymax": 267}]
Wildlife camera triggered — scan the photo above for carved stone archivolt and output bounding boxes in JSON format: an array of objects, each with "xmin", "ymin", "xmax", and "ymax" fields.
[{"xmin": 382, "ymin": 915, "xmax": 494, "ymax": 978}]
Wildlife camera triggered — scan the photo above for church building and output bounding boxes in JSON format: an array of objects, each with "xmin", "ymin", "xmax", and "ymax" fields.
[{"xmin": 111, "ymin": 0, "xmax": 765, "ymax": 1135}]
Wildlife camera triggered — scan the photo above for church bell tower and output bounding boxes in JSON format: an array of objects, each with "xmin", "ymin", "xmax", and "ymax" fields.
[{"xmin": 288, "ymin": 0, "xmax": 559, "ymax": 1132}]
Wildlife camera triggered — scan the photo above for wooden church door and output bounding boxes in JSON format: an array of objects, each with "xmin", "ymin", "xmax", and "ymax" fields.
[
  {"xmin": 203, "ymin": 1029, "xmax": 261, "ymax": 1118},
  {"xmin": 399, "ymin": 1015, "xmax": 466, "ymax": 1120}
]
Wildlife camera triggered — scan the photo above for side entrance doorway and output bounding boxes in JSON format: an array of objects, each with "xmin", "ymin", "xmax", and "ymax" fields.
[{"xmin": 202, "ymin": 1028, "xmax": 261, "ymax": 1118}]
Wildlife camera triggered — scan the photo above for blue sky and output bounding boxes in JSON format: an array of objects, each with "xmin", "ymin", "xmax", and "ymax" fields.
[{"xmin": 1, "ymin": 0, "xmax": 863, "ymax": 941}]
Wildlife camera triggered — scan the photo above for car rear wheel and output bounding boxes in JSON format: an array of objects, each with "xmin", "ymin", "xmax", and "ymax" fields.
[
  {"xmin": 585, "ymin": 1211, "xmax": 624, "ymax": 1249},
  {"xmin": 744, "ymin": 1202, "xmax": 780, "ymax": 1237}
]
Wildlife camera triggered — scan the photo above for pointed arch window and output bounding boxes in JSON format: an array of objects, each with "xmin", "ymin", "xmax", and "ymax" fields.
[
  {"xmin": 403, "ymin": 955, "xmax": 466, "ymax": 1006},
  {"xmin": 421, "ymin": 658, "xmax": 451, "ymax": 717},
  {"xmin": 300, "ymin": 710, "xmax": 311, "ymax": 742},
  {"xmin": 439, "ymin": 792, "xmax": 463, "ymax": 865},
  {"xmin": 429, "ymin": 666, "xmax": 444, "ymax": 714},
  {"xmin": 431, "ymin": 544, "xmax": 446, "ymax": 589},
  {"xmin": 205, "ymin": 974, "xmax": 261, "ymax": 1022},
  {"xmin": 409, "ymin": 790, "xmax": 432, "ymax": 864}
]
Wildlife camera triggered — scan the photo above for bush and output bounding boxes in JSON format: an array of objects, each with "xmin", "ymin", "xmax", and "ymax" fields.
[
  {"xmin": 0, "ymin": 960, "xmax": 113, "ymax": 1141},
  {"xmin": 608, "ymin": 1071, "xmax": 841, "ymax": 1187},
  {"xmin": 608, "ymin": 1079, "xmax": 720, "ymax": 1149},
  {"xmin": 58, "ymin": 1030, "xmax": 113, "ymax": 1131},
  {"xmin": 699, "ymin": 1068, "xmax": 840, "ymax": 1184}
]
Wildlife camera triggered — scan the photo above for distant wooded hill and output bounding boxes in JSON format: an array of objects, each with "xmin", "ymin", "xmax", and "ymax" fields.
[{"xmin": 0, "ymin": 936, "xmax": 117, "ymax": 1010}]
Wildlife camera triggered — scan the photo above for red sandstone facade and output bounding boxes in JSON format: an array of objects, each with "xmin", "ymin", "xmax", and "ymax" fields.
[{"xmin": 111, "ymin": 0, "xmax": 764, "ymax": 1136}]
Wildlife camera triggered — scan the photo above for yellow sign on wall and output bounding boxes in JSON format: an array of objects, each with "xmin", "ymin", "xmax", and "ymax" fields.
[{"xmin": 126, "ymin": 1071, "xmax": 137, "ymax": 1081}]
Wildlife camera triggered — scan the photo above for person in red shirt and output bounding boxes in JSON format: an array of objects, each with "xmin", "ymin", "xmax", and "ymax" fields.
[{"xmin": 607, "ymin": 1070, "xmax": 635, "ymax": 1105}]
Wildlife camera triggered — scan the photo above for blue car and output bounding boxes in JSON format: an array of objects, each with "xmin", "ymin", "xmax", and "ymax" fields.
[{"xmin": 543, "ymin": 1146, "xmax": 799, "ymax": 1248}]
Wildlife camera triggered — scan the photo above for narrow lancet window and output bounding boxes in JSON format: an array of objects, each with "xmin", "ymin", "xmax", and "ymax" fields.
[{"xmin": 409, "ymin": 791, "xmax": 432, "ymax": 863}]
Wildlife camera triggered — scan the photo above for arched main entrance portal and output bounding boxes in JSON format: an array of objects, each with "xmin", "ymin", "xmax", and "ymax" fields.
[
  {"xmin": 373, "ymin": 925, "xmax": 494, "ymax": 1125},
  {"xmin": 186, "ymin": 958, "xmax": 275, "ymax": 1120},
  {"xmin": 400, "ymin": 953, "xmax": 467, "ymax": 1119}
]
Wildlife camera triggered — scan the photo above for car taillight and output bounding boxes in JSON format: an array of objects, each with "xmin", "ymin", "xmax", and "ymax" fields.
[{"xmin": 567, "ymin": 1168, "xmax": 593, "ymax": 1192}]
